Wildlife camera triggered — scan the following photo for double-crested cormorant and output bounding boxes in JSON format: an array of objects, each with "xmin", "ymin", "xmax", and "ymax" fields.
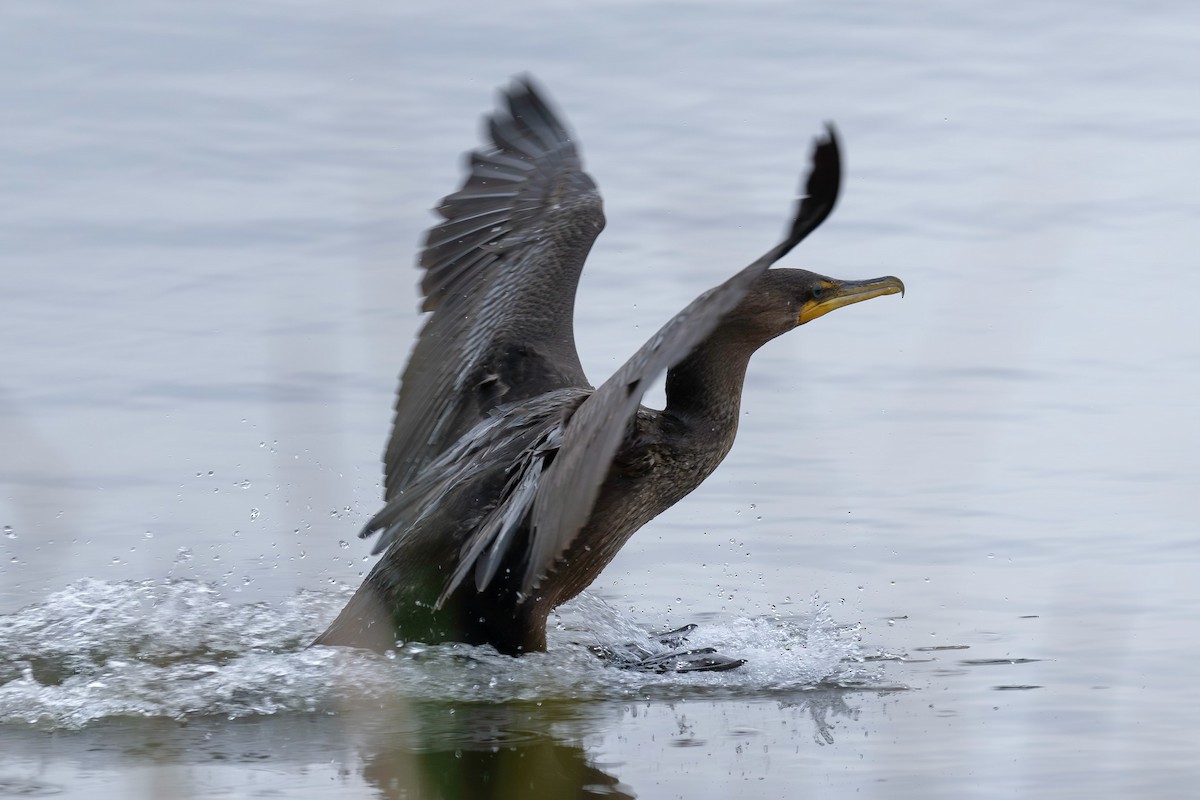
[{"xmin": 314, "ymin": 77, "xmax": 903, "ymax": 665}]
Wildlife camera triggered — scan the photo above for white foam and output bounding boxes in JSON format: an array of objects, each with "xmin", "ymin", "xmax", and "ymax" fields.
[{"xmin": 0, "ymin": 579, "xmax": 884, "ymax": 729}]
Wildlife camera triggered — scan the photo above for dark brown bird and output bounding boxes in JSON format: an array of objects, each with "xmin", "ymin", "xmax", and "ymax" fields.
[{"xmin": 314, "ymin": 77, "xmax": 903, "ymax": 667}]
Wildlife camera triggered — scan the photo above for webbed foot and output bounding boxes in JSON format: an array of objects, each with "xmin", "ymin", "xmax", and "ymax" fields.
[
  {"xmin": 634, "ymin": 646, "xmax": 745, "ymax": 673},
  {"xmin": 589, "ymin": 623, "xmax": 745, "ymax": 672}
]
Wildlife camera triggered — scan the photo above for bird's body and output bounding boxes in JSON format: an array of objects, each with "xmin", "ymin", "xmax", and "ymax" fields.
[{"xmin": 314, "ymin": 77, "xmax": 903, "ymax": 659}]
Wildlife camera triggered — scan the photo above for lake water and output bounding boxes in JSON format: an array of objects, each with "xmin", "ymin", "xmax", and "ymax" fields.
[{"xmin": 2, "ymin": 1, "xmax": 1198, "ymax": 797}]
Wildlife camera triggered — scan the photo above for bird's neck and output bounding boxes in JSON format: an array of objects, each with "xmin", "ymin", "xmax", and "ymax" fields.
[{"xmin": 663, "ymin": 332, "xmax": 755, "ymax": 443}]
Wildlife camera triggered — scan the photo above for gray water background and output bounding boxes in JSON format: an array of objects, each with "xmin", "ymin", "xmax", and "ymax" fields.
[{"xmin": 2, "ymin": 0, "xmax": 1198, "ymax": 797}]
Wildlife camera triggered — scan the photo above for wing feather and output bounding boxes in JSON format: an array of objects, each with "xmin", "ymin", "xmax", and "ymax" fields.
[
  {"xmin": 523, "ymin": 125, "xmax": 843, "ymax": 594},
  {"xmin": 382, "ymin": 76, "xmax": 605, "ymax": 501},
  {"xmin": 358, "ymin": 389, "xmax": 586, "ymax": 609},
  {"xmin": 436, "ymin": 189, "xmax": 521, "ymax": 220}
]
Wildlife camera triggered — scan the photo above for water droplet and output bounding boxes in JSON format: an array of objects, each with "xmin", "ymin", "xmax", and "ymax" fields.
[
  {"xmin": 249, "ymin": 508, "xmax": 261, "ymax": 520},
  {"xmin": 338, "ymin": 540, "xmax": 350, "ymax": 549},
  {"xmin": 3, "ymin": 526, "xmax": 14, "ymax": 539}
]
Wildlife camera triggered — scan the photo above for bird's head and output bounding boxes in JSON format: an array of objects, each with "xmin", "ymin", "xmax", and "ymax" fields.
[{"xmin": 728, "ymin": 268, "xmax": 905, "ymax": 346}]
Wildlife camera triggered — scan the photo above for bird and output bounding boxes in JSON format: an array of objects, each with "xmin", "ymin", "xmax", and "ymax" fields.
[{"xmin": 313, "ymin": 76, "xmax": 903, "ymax": 669}]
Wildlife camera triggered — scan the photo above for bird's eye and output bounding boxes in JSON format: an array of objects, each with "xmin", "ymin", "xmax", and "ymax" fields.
[{"xmin": 811, "ymin": 285, "xmax": 828, "ymax": 301}]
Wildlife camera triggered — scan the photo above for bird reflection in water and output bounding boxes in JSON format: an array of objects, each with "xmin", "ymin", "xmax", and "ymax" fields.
[
  {"xmin": 363, "ymin": 735, "xmax": 634, "ymax": 800},
  {"xmin": 315, "ymin": 76, "xmax": 903, "ymax": 670},
  {"xmin": 353, "ymin": 694, "xmax": 861, "ymax": 798}
]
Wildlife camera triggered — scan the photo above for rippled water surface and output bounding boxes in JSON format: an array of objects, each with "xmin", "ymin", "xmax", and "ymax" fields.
[{"xmin": 2, "ymin": 0, "xmax": 1198, "ymax": 797}]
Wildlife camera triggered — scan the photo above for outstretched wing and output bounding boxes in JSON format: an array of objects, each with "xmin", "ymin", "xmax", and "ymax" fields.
[
  {"xmin": 523, "ymin": 125, "xmax": 842, "ymax": 593},
  {"xmin": 383, "ymin": 76, "xmax": 605, "ymax": 501}
]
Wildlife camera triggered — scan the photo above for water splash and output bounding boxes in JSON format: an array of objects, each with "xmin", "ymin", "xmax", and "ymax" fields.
[{"xmin": 0, "ymin": 579, "xmax": 882, "ymax": 729}]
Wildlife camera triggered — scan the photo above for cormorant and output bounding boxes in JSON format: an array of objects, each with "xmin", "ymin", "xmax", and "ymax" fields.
[{"xmin": 314, "ymin": 77, "xmax": 903, "ymax": 668}]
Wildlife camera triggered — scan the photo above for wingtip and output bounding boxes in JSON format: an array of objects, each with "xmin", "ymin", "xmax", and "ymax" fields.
[
  {"xmin": 506, "ymin": 72, "xmax": 548, "ymax": 108},
  {"xmin": 511, "ymin": 71, "xmax": 539, "ymax": 91},
  {"xmin": 810, "ymin": 121, "xmax": 842, "ymax": 200},
  {"xmin": 774, "ymin": 121, "xmax": 844, "ymax": 258},
  {"xmin": 811, "ymin": 121, "xmax": 841, "ymax": 170},
  {"xmin": 491, "ymin": 73, "xmax": 570, "ymax": 154},
  {"xmin": 493, "ymin": 75, "xmax": 532, "ymax": 124}
]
